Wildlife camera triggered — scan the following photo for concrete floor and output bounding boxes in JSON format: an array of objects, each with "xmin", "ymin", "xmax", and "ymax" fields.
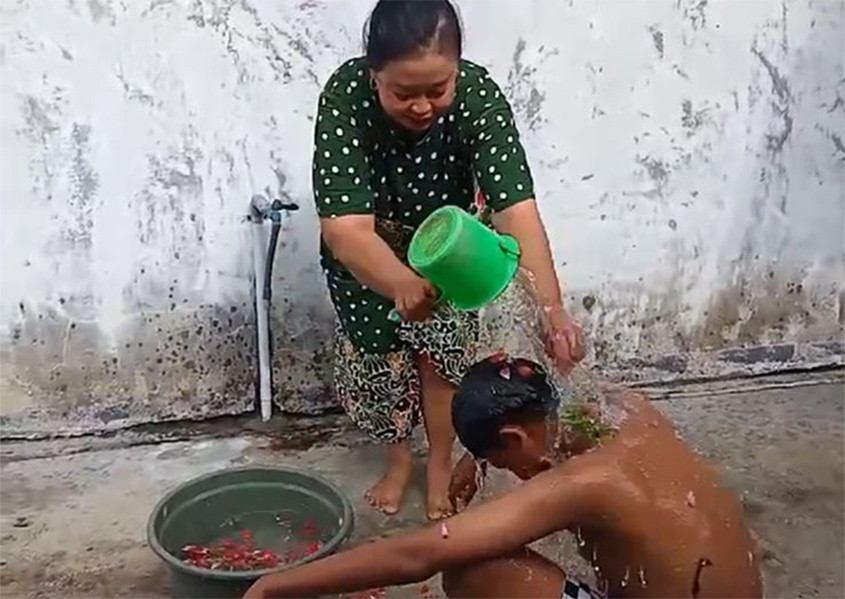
[{"xmin": 0, "ymin": 373, "xmax": 842, "ymax": 599}]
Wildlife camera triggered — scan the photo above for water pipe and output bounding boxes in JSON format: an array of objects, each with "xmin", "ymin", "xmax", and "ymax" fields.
[{"xmin": 250, "ymin": 194, "xmax": 298, "ymax": 422}]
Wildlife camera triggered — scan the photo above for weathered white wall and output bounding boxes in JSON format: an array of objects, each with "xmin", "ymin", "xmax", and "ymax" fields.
[{"xmin": 1, "ymin": 0, "xmax": 842, "ymax": 436}]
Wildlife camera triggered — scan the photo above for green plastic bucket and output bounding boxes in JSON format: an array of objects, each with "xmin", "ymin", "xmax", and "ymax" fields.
[
  {"xmin": 147, "ymin": 466, "xmax": 354, "ymax": 599},
  {"xmin": 407, "ymin": 205, "xmax": 521, "ymax": 311}
]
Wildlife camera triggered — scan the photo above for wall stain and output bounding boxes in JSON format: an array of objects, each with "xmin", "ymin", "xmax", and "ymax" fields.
[
  {"xmin": 64, "ymin": 123, "xmax": 98, "ymax": 247},
  {"xmin": 751, "ymin": 48, "xmax": 792, "ymax": 103},
  {"xmin": 648, "ymin": 26, "xmax": 665, "ymax": 59},
  {"xmin": 830, "ymin": 133, "xmax": 845, "ymax": 156},
  {"xmin": 678, "ymin": 0, "xmax": 708, "ymax": 31},
  {"xmin": 825, "ymin": 93, "xmax": 844, "ymax": 114},
  {"xmin": 86, "ymin": 0, "xmax": 116, "ymax": 25},
  {"xmin": 270, "ymin": 300, "xmax": 335, "ymax": 415},
  {"xmin": 694, "ymin": 271, "xmax": 840, "ymax": 350},
  {"xmin": 505, "ymin": 38, "xmax": 552, "ymax": 132},
  {"xmin": 136, "ymin": 131, "xmax": 204, "ymax": 247},
  {"xmin": 681, "ymin": 99, "xmax": 710, "ymax": 135},
  {"xmin": 140, "ymin": 0, "xmax": 177, "ymax": 17},
  {"xmin": 19, "ymin": 89, "xmax": 69, "ymax": 204},
  {"xmin": 115, "ymin": 68, "xmax": 156, "ymax": 106},
  {"xmin": 185, "ymin": 0, "xmax": 325, "ymax": 85},
  {"xmin": 21, "ymin": 96, "xmax": 60, "ymax": 147},
  {"xmin": 1, "ymin": 303, "xmax": 257, "ymax": 434},
  {"xmin": 636, "ymin": 155, "xmax": 670, "ymax": 197}
]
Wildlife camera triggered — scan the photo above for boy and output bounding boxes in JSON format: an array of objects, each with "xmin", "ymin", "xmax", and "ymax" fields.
[{"xmin": 245, "ymin": 354, "xmax": 762, "ymax": 599}]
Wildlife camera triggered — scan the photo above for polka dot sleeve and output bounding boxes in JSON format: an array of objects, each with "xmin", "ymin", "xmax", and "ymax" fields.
[
  {"xmin": 312, "ymin": 91, "xmax": 373, "ymax": 218},
  {"xmin": 466, "ymin": 73, "xmax": 535, "ymax": 212}
]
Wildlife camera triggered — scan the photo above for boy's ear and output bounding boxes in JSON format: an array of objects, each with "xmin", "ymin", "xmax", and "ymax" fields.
[{"xmin": 499, "ymin": 424, "xmax": 529, "ymax": 450}]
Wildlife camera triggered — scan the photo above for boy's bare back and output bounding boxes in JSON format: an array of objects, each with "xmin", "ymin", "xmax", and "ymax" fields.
[{"xmin": 554, "ymin": 383, "xmax": 762, "ymax": 598}]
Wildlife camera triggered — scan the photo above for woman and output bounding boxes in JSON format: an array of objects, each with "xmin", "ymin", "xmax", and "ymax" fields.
[{"xmin": 314, "ymin": 0, "xmax": 583, "ymax": 519}]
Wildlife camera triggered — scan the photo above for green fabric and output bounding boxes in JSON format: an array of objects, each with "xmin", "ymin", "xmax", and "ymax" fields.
[{"xmin": 313, "ymin": 57, "xmax": 535, "ymax": 354}]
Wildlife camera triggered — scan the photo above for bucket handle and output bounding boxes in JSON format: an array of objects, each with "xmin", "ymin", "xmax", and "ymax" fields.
[{"xmin": 499, "ymin": 234, "xmax": 521, "ymax": 259}]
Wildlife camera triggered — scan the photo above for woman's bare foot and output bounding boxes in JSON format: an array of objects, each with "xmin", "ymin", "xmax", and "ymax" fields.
[
  {"xmin": 364, "ymin": 442, "xmax": 413, "ymax": 515},
  {"xmin": 426, "ymin": 457, "xmax": 454, "ymax": 521}
]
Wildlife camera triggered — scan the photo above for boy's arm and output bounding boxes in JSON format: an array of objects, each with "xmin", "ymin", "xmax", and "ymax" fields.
[{"xmin": 245, "ymin": 465, "xmax": 602, "ymax": 599}]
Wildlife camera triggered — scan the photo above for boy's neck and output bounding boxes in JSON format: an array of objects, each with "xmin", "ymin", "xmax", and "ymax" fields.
[
  {"xmin": 555, "ymin": 427, "xmax": 597, "ymax": 458},
  {"xmin": 555, "ymin": 403, "xmax": 615, "ymax": 457}
]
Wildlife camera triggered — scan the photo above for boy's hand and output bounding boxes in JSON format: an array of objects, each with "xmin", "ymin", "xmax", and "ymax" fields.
[
  {"xmin": 243, "ymin": 578, "xmax": 268, "ymax": 599},
  {"xmin": 449, "ymin": 453, "xmax": 483, "ymax": 511}
]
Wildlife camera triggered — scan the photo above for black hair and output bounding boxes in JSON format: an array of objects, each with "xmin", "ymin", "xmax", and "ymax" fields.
[
  {"xmin": 364, "ymin": 0, "xmax": 463, "ymax": 71},
  {"xmin": 452, "ymin": 355, "xmax": 560, "ymax": 459}
]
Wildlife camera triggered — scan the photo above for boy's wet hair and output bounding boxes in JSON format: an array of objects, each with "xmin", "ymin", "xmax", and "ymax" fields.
[{"xmin": 452, "ymin": 354, "xmax": 559, "ymax": 459}]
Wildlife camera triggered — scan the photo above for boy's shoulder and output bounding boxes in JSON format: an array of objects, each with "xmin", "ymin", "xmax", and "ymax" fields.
[{"xmin": 547, "ymin": 447, "xmax": 647, "ymax": 517}]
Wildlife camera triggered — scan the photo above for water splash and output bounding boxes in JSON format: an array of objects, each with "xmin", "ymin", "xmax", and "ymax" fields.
[
  {"xmin": 474, "ymin": 459, "xmax": 488, "ymax": 497},
  {"xmin": 476, "ymin": 271, "xmax": 631, "ymax": 446},
  {"xmin": 476, "ymin": 269, "xmax": 551, "ymax": 368},
  {"xmin": 517, "ymin": 562, "xmax": 535, "ymax": 582},
  {"xmin": 545, "ymin": 413, "xmax": 560, "ymax": 456}
]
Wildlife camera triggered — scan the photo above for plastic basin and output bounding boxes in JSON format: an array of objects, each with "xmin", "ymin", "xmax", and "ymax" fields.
[
  {"xmin": 147, "ymin": 466, "xmax": 354, "ymax": 599},
  {"xmin": 407, "ymin": 205, "xmax": 521, "ymax": 311}
]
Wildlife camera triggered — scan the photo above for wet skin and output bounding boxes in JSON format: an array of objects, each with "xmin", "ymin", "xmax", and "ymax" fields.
[
  {"xmin": 551, "ymin": 383, "xmax": 762, "ymax": 598},
  {"xmin": 244, "ymin": 383, "xmax": 762, "ymax": 599}
]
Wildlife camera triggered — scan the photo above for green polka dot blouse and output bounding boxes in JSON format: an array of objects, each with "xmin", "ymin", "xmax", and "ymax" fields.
[{"xmin": 313, "ymin": 58, "xmax": 535, "ymax": 354}]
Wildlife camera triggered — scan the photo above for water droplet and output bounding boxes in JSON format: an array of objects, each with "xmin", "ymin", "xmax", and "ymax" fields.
[
  {"xmin": 499, "ymin": 367, "xmax": 511, "ymax": 380},
  {"xmin": 520, "ymin": 564, "xmax": 534, "ymax": 582},
  {"xmin": 597, "ymin": 578, "xmax": 609, "ymax": 596},
  {"xmin": 620, "ymin": 566, "xmax": 630, "ymax": 588},
  {"xmin": 474, "ymin": 459, "xmax": 488, "ymax": 497},
  {"xmin": 638, "ymin": 566, "xmax": 648, "ymax": 588},
  {"xmin": 575, "ymin": 528, "xmax": 586, "ymax": 547}
]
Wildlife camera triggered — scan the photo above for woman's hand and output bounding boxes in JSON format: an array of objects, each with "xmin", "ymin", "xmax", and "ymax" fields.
[
  {"xmin": 544, "ymin": 306, "xmax": 585, "ymax": 375},
  {"xmin": 449, "ymin": 452, "xmax": 483, "ymax": 512},
  {"xmin": 392, "ymin": 273, "xmax": 438, "ymax": 322}
]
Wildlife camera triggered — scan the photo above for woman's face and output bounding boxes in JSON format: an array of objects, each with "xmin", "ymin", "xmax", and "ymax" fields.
[{"xmin": 372, "ymin": 50, "xmax": 458, "ymax": 132}]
